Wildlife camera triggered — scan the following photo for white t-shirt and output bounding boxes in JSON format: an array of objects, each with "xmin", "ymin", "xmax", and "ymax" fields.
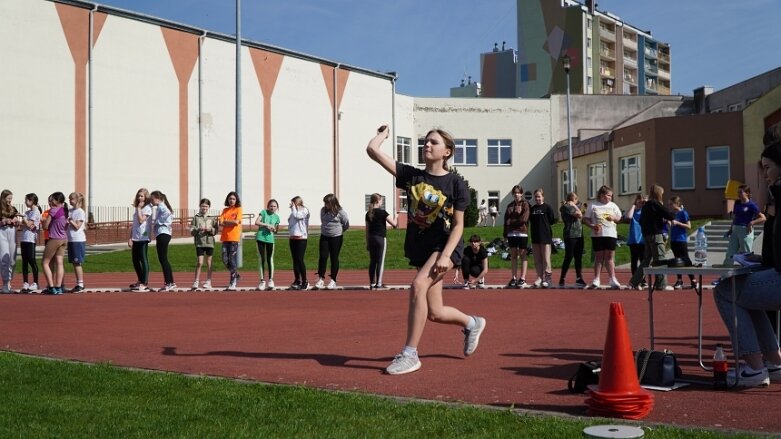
[
  {"xmin": 21, "ymin": 208, "xmax": 41, "ymax": 243},
  {"xmin": 67, "ymin": 208, "xmax": 87, "ymax": 242},
  {"xmin": 131, "ymin": 204, "xmax": 153, "ymax": 241},
  {"xmin": 585, "ymin": 200, "xmax": 622, "ymax": 238},
  {"xmin": 479, "ymin": 202, "xmax": 488, "ymax": 214}
]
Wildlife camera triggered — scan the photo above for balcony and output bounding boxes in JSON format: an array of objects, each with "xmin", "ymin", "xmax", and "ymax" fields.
[
  {"xmin": 622, "ymin": 36, "xmax": 637, "ymax": 50},
  {"xmin": 600, "ymin": 47, "xmax": 616, "ymax": 60},
  {"xmin": 599, "ymin": 66, "xmax": 614, "ymax": 78},
  {"xmin": 623, "ymin": 73, "xmax": 637, "ymax": 84},
  {"xmin": 644, "ymin": 47, "xmax": 658, "ymax": 59},
  {"xmin": 659, "ymin": 51, "xmax": 670, "ymax": 63},
  {"xmin": 657, "ymin": 67, "xmax": 670, "ymax": 80},
  {"xmin": 600, "ymin": 87, "xmax": 615, "ymax": 95},
  {"xmin": 599, "ymin": 25, "xmax": 616, "ymax": 41},
  {"xmin": 623, "ymin": 54, "xmax": 637, "ymax": 66},
  {"xmin": 644, "ymin": 63, "xmax": 658, "ymax": 75},
  {"xmin": 657, "ymin": 84, "xmax": 671, "ymax": 95}
]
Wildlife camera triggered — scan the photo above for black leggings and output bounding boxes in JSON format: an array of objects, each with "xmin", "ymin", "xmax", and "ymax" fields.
[
  {"xmin": 367, "ymin": 234, "xmax": 386, "ymax": 285},
  {"xmin": 156, "ymin": 234, "xmax": 174, "ymax": 284},
  {"xmin": 256, "ymin": 241, "xmax": 275, "ymax": 280},
  {"xmin": 289, "ymin": 238, "xmax": 308, "ymax": 283},
  {"xmin": 560, "ymin": 237, "xmax": 583, "ymax": 281},
  {"xmin": 318, "ymin": 235, "xmax": 344, "ymax": 281},
  {"xmin": 132, "ymin": 240, "xmax": 150, "ymax": 284},
  {"xmin": 461, "ymin": 254, "xmax": 483, "ymax": 281},
  {"xmin": 670, "ymin": 241, "xmax": 695, "ymax": 282},
  {"xmin": 21, "ymin": 241, "xmax": 38, "ymax": 284},
  {"xmin": 629, "ymin": 243, "xmax": 645, "ymax": 275}
]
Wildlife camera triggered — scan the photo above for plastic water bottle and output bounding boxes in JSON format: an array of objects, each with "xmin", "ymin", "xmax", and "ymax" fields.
[
  {"xmin": 713, "ymin": 343, "xmax": 728, "ymax": 389},
  {"xmin": 694, "ymin": 226, "xmax": 708, "ymax": 266}
]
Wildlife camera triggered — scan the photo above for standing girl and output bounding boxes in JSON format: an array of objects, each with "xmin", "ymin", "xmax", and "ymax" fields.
[
  {"xmin": 190, "ymin": 198, "xmax": 216, "ymax": 289},
  {"xmin": 478, "ymin": 199, "xmax": 488, "ymax": 226},
  {"xmin": 41, "ymin": 192, "xmax": 68, "ymax": 295},
  {"xmin": 255, "ymin": 199, "xmax": 280, "ymax": 290},
  {"xmin": 129, "ymin": 188, "xmax": 153, "ymax": 292},
  {"xmin": 287, "ymin": 196, "xmax": 310, "ymax": 290},
  {"xmin": 367, "ymin": 125, "xmax": 486, "ymax": 375},
  {"xmin": 723, "ymin": 185, "xmax": 765, "ymax": 265},
  {"xmin": 503, "ymin": 185, "xmax": 530, "ymax": 288},
  {"xmin": 66, "ymin": 192, "xmax": 87, "ymax": 293},
  {"xmin": 219, "ymin": 191, "xmax": 243, "ymax": 291},
  {"xmin": 558, "ymin": 192, "xmax": 586, "ymax": 288},
  {"xmin": 365, "ymin": 193, "xmax": 397, "ymax": 289},
  {"xmin": 583, "ymin": 185, "xmax": 623, "ymax": 289},
  {"xmin": 529, "ymin": 188, "xmax": 556, "ymax": 288},
  {"xmin": 624, "ymin": 194, "xmax": 647, "ymax": 285},
  {"xmin": 0, "ymin": 189, "xmax": 20, "ymax": 293},
  {"xmin": 20, "ymin": 193, "xmax": 41, "ymax": 293},
  {"xmin": 151, "ymin": 191, "xmax": 176, "ymax": 291},
  {"xmin": 668, "ymin": 196, "xmax": 697, "ymax": 290},
  {"xmin": 315, "ymin": 194, "xmax": 350, "ymax": 290}
]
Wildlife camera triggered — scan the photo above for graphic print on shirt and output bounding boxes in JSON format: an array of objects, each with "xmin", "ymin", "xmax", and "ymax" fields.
[{"xmin": 409, "ymin": 181, "xmax": 452, "ymax": 231}]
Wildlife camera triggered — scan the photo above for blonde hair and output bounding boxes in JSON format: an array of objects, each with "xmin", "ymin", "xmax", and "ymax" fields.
[
  {"xmin": 132, "ymin": 188, "xmax": 150, "ymax": 208},
  {"xmin": 69, "ymin": 192, "xmax": 85, "ymax": 209},
  {"xmin": 425, "ymin": 128, "xmax": 455, "ymax": 170}
]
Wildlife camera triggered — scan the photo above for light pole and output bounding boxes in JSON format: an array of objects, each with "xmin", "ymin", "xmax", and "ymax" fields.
[{"xmin": 563, "ymin": 54, "xmax": 574, "ymax": 195}]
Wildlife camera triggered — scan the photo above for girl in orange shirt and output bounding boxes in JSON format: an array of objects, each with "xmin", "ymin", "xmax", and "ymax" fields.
[{"xmin": 219, "ymin": 191, "xmax": 243, "ymax": 290}]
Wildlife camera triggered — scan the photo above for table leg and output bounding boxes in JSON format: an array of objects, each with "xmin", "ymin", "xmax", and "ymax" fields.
[
  {"xmin": 730, "ymin": 274, "xmax": 740, "ymax": 388},
  {"xmin": 696, "ymin": 274, "xmax": 710, "ymax": 370},
  {"xmin": 648, "ymin": 273, "xmax": 655, "ymax": 350}
]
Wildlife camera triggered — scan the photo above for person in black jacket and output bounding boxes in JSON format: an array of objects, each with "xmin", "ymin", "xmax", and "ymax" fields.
[
  {"xmin": 627, "ymin": 184, "xmax": 676, "ymax": 290},
  {"xmin": 529, "ymin": 188, "xmax": 557, "ymax": 288},
  {"xmin": 713, "ymin": 140, "xmax": 781, "ymax": 388}
]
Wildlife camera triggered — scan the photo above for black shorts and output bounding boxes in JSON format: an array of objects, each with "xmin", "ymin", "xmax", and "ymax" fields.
[
  {"xmin": 507, "ymin": 236, "xmax": 528, "ymax": 249},
  {"xmin": 490, "ymin": 212, "xmax": 497, "ymax": 218},
  {"xmin": 196, "ymin": 247, "xmax": 214, "ymax": 257},
  {"xmin": 592, "ymin": 237, "xmax": 617, "ymax": 252}
]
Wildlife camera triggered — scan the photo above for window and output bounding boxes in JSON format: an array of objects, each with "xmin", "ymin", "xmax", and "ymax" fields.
[
  {"xmin": 487, "ymin": 139, "xmax": 512, "ymax": 165},
  {"xmin": 453, "ymin": 139, "xmax": 478, "ymax": 165},
  {"xmin": 619, "ymin": 155, "xmax": 641, "ymax": 194},
  {"xmin": 487, "ymin": 191, "xmax": 500, "ymax": 212},
  {"xmin": 671, "ymin": 148, "xmax": 694, "ymax": 190},
  {"xmin": 396, "ymin": 136, "xmax": 411, "ymax": 164},
  {"xmin": 560, "ymin": 169, "xmax": 577, "ymax": 199},
  {"xmin": 398, "ymin": 189, "xmax": 408, "ymax": 211},
  {"xmin": 707, "ymin": 146, "xmax": 730, "ymax": 189},
  {"xmin": 588, "ymin": 162, "xmax": 607, "ymax": 199},
  {"xmin": 416, "ymin": 138, "xmax": 425, "ymax": 165}
]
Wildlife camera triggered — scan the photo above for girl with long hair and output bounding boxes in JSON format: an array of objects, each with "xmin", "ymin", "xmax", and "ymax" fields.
[
  {"xmin": 624, "ymin": 194, "xmax": 647, "ymax": 285},
  {"xmin": 503, "ymin": 185, "xmax": 530, "ymax": 288},
  {"xmin": 529, "ymin": 188, "xmax": 556, "ymax": 288},
  {"xmin": 220, "ymin": 191, "xmax": 243, "ymax": 290},
  {"xmin": 627, "ymin": 184, "xmax": 677, "ymax": 290},
  {"xmin": 0, "ymin": 189, "xmax": 20, "ymax": 293},
  {"xmin": 583, "ymin": 185, "xmax": 623, "ymax": 289},
  {"xmin": 20, "ymin": 193, "xmax": 41, "ymax": 293},
  {"xmin": 129, "ymin": 188, "xmax": 153, "ymax": 292},
  {"xmin": 315, "ymin": 193, "xmax": 350, "ymax": 290},
  {"xmin": 288, "ymin": 196, "xmax": 310, "ymax": 290},
  {"xmin": 190, "ymin": 198, "xmax": 216, "ymax": 289},
  {"xmin": 255, "ymin": 199, "xmax": 280, "ymax": 290},
  {"xmin": 151, "ymin": 190, "xmax": 176, "ymax": 291},
  {"xmin": 66, "ymin": 192, "xmax": 87, "ymax": 292},
  {"xmin": 41, "ymin": 192, "xmax": 68, "ymax": 295},
  {"xmin": 559, "ymin": 191, "xmax": 585, "ymax": 287},
  {"xmin": 367, "ymin": 124, "xmax": 486, "ymax": 375},
  {"xmin": 668, "ymin": 196, "xmax": 696, "ymax": 290},
  {"xmin": 365, "ymin": 193, "xmax": 396, "ymax": 289}
]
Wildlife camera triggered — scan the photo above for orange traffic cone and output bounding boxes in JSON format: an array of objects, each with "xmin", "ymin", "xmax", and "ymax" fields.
[{"xmin": 585, "ymin": 302, "xmax": 654, "ymax": 420}]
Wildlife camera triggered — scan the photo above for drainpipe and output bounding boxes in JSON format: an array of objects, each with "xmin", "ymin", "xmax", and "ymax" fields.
[
  {"xmin": 198, "ymin": 30, "xmax": 206, "ymax": 200},
  {"xmin": 87, "ymin": 3, "xmax": 98, "ymax": 222},
  {"xmin": 390, "ymin": 72, "xmax": 398, "ymax": 219},
  {"xmin": 333, "ymin": 63, "xmax": 340, "ymax": 197}
]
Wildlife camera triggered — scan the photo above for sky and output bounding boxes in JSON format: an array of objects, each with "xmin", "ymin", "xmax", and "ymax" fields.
[{"xmin": 95, "ymin": 0, "xmax": 781, "ymax": 97}]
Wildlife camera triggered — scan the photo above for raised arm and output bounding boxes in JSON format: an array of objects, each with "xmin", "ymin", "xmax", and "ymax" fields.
[{"xmin": 366, "ymin": 125, "xmax": 396, "ymax": 176}]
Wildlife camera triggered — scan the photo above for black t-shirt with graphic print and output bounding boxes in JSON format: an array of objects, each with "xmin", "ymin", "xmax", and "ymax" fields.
[{"xmin": 395, "ymin": 162, "xmax": 469, "ymax": 267}]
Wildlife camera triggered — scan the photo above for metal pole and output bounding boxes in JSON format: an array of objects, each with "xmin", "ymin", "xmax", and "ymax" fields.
[
  {"xmin": 87, "ymin": 4, "xmax": 97, "ymax": 222},
  {"xmin": 235, "ymin": 0, "xmax": 243, "ymax": 267},
  {"xmin": 198, "ymin": 31, "xmax": 205, "ymax": 200},
  {"xmin": 566, "ymin": 69, "xmax": 574, "ymax": 195}
]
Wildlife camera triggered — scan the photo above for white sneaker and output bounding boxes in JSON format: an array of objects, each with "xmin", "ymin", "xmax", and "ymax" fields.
[
  {"xmin": 386, "ymin": 352, "xmax": 422, "ymax": 375},
  {"xmin": 314, "ymin": 278, "xmax": 325, "ymax": 289},
  {"xmin": 162, "ymin": 283, "xmax": 177, "ymax": 292},
  {"xmin": 589, "ymin": 279, "xmax": 601, "ymax": 289},
  {"xmin": 202, "ymin": 280, "xmax": 212, "ymax": 289},
  {"xmin": 463, "ymin": 316, "xmax": 487, "ymax": 356},
  {"xmin": 533, "ymin": 278, "xmax": 542, "ymax": 287},
  {"xmin": 727, "ymin": 364, "xmax": 770, "ymax": 388},
  {"xmin": 22, "ymin": 282, "xmax": 29, "ymax": 291},
  {"xmin": 258, "ymin": 281, "xmax": 266, "ymax": 291},
  {"xmin": 29, "ymin": 282, "xmax": 38, "ymax": 291},
  {"xmin": 266, "ymin": 279, "xmax": 275, "ymax": 290},
  {"xmin": 226, "ymin": 282, "xmax": 237, "ymax": 291},
  {"xmin": 192, "ymin": 281, "xmax": 199, "ymax": 290},
  {"xmin": 609, "ymin": 278, "xmax": 623, "ymax": 290},
  {"xmin": 326, "ymin": 280, "xmax": 337, "ymax": 290}
]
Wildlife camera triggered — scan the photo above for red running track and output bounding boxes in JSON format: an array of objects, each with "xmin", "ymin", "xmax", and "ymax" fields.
[{"xmin": 1, "ymin": 268, "xmax": 779, "ymax": 434}]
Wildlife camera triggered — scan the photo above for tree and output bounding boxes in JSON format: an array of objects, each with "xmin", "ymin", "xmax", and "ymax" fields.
[{"xmin": 450, "ymin": 167, "xmax": 479, "ymax": 227}]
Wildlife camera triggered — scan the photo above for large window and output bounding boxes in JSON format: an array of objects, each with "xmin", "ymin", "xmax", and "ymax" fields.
[
  {"xmin": 560, "ymin": 169, "xmax": 577, "ymax": 200},
  {"xmin": 398, "ymin": 190, "xmax": 408, "ymax": 212},
  {"xmin": 707, "ymin": 146, "xmax": 730, "ymax": 189},
  {"xmin": 619, "ymin": 155, "xmax": 641, "ymax": 194},
  {"xmin": 487, "ymin": 139, "xmax": 512, "ymax": 165},
  {"xmin": 396, "ymin": 136, "xmax": 411, "ymax": 164},
  {"xmin": 588, "ymin": 162, "xmax": 607, "ymax": 199},
  {"xmin": 671, "ymin": 148, "xmax": 695, "ymax": 190},
  {"xmin": 417, "ymin": 138, "xmax": 425, "ymax": 165},
  {"xmin": 453, "ymin": 139, "xmax": 478, "ymax": 165}
]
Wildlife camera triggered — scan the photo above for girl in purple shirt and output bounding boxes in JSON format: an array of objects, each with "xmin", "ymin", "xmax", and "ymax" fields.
[{"xmin": 42, "ymin": 192, "xmax": 69, "ymax": 295}]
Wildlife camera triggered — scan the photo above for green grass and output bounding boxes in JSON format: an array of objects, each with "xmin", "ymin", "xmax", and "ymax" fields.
[
  {"xmin": 0, "ymin": 352, "xmax": 755, "ymax": 438},
  {"xmin": 26, "ymin": 221, "xmax": 713, "ymax": 274}
]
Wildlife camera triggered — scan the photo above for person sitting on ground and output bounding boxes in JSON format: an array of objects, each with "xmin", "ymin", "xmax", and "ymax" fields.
[{"xmin": 461, "ymin": 234, "xmax": 488, "ymax": 289}]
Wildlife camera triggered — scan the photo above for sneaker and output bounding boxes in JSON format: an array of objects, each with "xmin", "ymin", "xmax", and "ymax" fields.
[
  {"xmin": 541, "ymin": 279, "xmax": 550, "ymax": 288},
  {"xmin": 726, "ymin": 364, "xmax": 770, "ymax": 388},
  {"xmin": 70, "ymin": 285, "xmax": 85, "ymax": 294},
  {"xmin": 506, "ymin": 278, "xmax": 517, "ymax": 288},
  {"xmin": 655, "ymin": 285, "xmax": 674, "ymax": 291},
  {"xmin": 374, "ymin": 284, "xmax": 389, "ymax": 290},
  {"xmin": 314, "ymin": 278, "xmax": 325, "ymax": 289},
  {"xmin": 29, "ymin": 282, "xmax": 38, "ymax": 292},
  {"xmin": 326, "ymin": 280, "xmax": 337, "ymax": 290},
  {"xmin": 202, "ymin": 280, "xmax": 212, "ymax": 289},
  {"xmin": 575, "ymin": 278, "xmax": 587, "ymax": 288},
  {"xmin": 558, "ymin": 280, "xmax": 565, "ymax": 288},
  {"xmin": 673, "ymin": 280, "xmax": 684, "ymax": 290},
  {"xmin": 516, "ymin": 278, "xmax": 527, "ymax": 288},
  {"xmin": 764, "ymin": 362, "xmax": 781, "ymax": 382},
  {"xmin": 690, "ymin": 280, "xmax": 699, "ymax": 290},
  {"xmin": 463, "ymin": 316, "xmax": 487, "ymax": 356},
  {"xmin": 129, "ymin": 282, "xmax": 141, "ymax": 289},
  {"xmin": 22, "ymin": 282, "xmax": 29, "ymax": 291},
  {"xmin": 609, "ymin": 278, "xmax": 622, "ymax": 290},
  {"xmin": 477, "ymin": 279, "xmax": 486, "ymax": 289},
  {"xmin": 258, "ymin": 281, "xmax": 266, "ymax": 291},
  {"xmin": 463, "ymin": 282, "xmax": 470, "ymax": 290},
  {"xmin": 266, "ymin": 279, "xmax": 275, "ymax": 290},
  {"xmin": 300, "ymin": 281, "xmax": 309, "ymax": 290},
  {"xmin": 640, "ymin": 281, "xmax": 649, "ymax": 290},
  {"xmin": 162, "ymin": 283, "xmax": 177, "ymax": 292},
  {"xmin": 192, "ymin": 281, "xmax": 200, "ymax": 290},
  {"xmin": 43, "ymin": 287, "xmax": 56, "ymax": 295},
  {"xmin": 52, "ymin": 287, "xmax": 64, "ymax": 295},
  {"xmin": 533, "ymin": 278, "xmax": 542, "ymax": 288},
  {"xmin": 589, "ymin": 279, "xmax": 601, "ymax": 289},
  {"xmin": 289, "ymin": 281, "xmax": 301, "ymax": 290},
  {"xmin": 385, "ymin": 352, "xmax": 422, "ymax": 375},
  {"xmin": 134, "ymin": 284, "xmax": 149, "ymax": 292},
  {"xmin": 226, "ymin": 281, "xmax": 237, "ymax": 291}
]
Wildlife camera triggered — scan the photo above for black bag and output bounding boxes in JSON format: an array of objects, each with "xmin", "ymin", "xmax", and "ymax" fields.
[
  {"xmin": 567, "ymin": 361, "xmax": 601, "ymax": 393},
  {"xmin": 634, "ymin": 349, "xmax": 682, "ymax": 387}
]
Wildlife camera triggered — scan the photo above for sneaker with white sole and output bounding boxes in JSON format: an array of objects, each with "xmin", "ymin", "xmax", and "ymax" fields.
[
  {"xmin": 258, "ymin": 281, "xmax": 266, "ymax": 291},
  {"xmin": 726, "ymin": 364, "xmax": 770, "ymax": 388},
  {"xmin": 266, "ymin": 279, "xmax": 275, "ymax": 290},
  {"xmin": 533, "ymin": 278, "xmax": 542, "ymax": 288},
  {"xmin": 192, "ymin": 281, "xmax": 199, "ymax": 290},
  {"xmin": 202, "ymin": 280, "xmax": 212, "ymax": 289},
  {"xmin": 765, "ymin": 362, "xmax": 781, "ymax": 382},
  {"xmin": 314, "ymin": 278, "xmax": 325, "ymax": 289},
  {"xmin": 386, "ymin": 352, "xmax": 422, "ymax": 375},
  {"xmin": 326, "ymin": 280, "xmax": 337, "ymax": 290},
  {"xmin": 162, "ymin": 283, "xmax": 177, "ymax": 292},
  {"xmin": 226, "ymin": 281, "xmax": 237, "ymax": 291},
  {"xmin": 29, "ymin": 282, "xmax": 39, "ymax": 292},
  {"xmin": 589, "ymin": 279, "xmax": 601, "ymax": 289},
  {"xmin": 609, "ymin": 278, "xmax": 622, "ymax": 290},
  {"xmin": 463, "ymin": 316, "xmax": 487, "ymax": 356}
]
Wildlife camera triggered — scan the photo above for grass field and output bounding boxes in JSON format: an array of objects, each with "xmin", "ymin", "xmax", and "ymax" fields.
[
  {"xmin": 0, "ymin": 352, "xmax": 755, "ymax": 438},
  {"xmin": 29, "ymin": 221, "xmax": 711, "ymax": 274}
]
